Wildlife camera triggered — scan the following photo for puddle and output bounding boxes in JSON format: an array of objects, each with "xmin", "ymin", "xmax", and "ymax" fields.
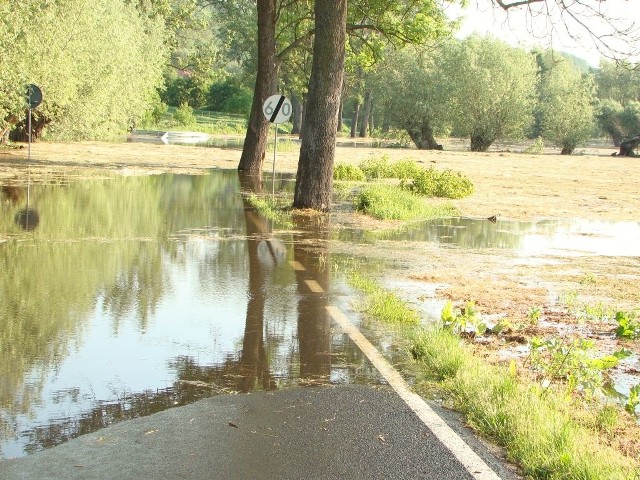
[
  {"xmin": 0, "ymin": 171, "xmax": 381, "ymax": 458},
  {"xmin": 382, "ymin": 217, "xmax": 640, "ymax": 256},
  {"xmin": 2, "ymin": 169, "xmax": 640, "ymax": 458}
]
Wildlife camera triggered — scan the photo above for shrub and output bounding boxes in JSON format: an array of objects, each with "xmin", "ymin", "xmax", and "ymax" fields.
[
  {"xmin": 407, "ymin": 167, "xmax": 474, "ymax": 199},
  {"xmin": 355, "ymin": 184, "xmax": 457, "ymax": 220},
  {"xmin": 173, "ymin": 102, "xmax": 196, "ymax": 126},
  {"xmin": 359, "ymin": 155, "xmax": 394, "ymax": 180},
  {"xmin": 334, "ymin": 164, "xmax": 366, "ymax": 181}
]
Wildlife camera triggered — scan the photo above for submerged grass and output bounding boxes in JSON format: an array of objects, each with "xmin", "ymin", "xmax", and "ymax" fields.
[
  {"xmin": 245, "ymin": 194, "xmax": 293, "ymax": 229},
  {"xmin": 348, "ymin": 274, "xmax": 639, "ymax": 480}
]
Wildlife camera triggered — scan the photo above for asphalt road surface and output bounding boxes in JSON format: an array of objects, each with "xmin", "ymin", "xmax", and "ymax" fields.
[{"xmin": 0, "ymin": 384, "xmax": 518, "ymax": 480}]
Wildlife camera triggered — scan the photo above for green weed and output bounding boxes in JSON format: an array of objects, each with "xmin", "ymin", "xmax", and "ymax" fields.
[
  {"xmin": 333, "ymin": 164, "xmax": 366, "ymax": 181},
  {"xmin": 440, "ymin": 300, "xmax": 487, "ymax": 335},
  {"xmin": 347, "ymin": 272, "xmax": 419, "ymax": 326},
  {"xmin": 245, "ymin": 194, "xmax": 293, "ymax": 229},
  {"xmin": 405, "ymin": 167, "xmax": 475, "ymax": 199},
  {"xmin": 355, "ymin": 184, "xmax": 458, "ymax": 221},
  {"xmin": 615, "ymin": 311, "xmax": 640, "ymax": 339}
]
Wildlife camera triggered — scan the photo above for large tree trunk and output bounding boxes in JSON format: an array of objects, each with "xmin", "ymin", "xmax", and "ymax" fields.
[
  {"xmin": 358, "ymin": 90, "xmax": 372, "ymax": 138},
  {"xmin": 470, "ymin": 134, "xmax": 495, "ymax": 152},
  {"xmin": 293, "ymin": 0, "xmax": 347, "ymax": 211},
  {"xmin": 406, "ymin": 124, "xmax": 442, "ymax": 150},
  {"xmin": 238, "ymin": 0, "xmax": 277, "ymax": 176},
  {"xmin": 291, "ymin": 94, "xmax": 303, "ymax": 135}
]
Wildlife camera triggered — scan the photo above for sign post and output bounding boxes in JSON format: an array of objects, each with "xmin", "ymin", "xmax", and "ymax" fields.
[
  {"xmin": 25, "ymin": 84, "xmax": 43, "ymax": 162},
  {"xmin": 262, "ymin": 94, "xmax": 292, "ymax": 196}
]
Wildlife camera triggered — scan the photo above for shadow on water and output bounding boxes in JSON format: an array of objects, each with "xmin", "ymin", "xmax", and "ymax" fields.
[{"xmin": 2, "ymin": 169, "xmax": 639, "ymax": 458}]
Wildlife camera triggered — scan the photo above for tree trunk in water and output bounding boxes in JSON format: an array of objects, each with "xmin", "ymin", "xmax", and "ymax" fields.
[
  {"xmin": 406, "ymin": 125, "xmax": 442, "ymax": 150},
  {"xmin": 291, "ymin": 94, "xmax": 303, "ymax": 135},
  {"xmin": 294, "ymin": 213, "xmax": 331, "ymax": 382},
  {"xmin": 238, "ymin": 0, "xmax": 277, "ymax": 176},
  {"xmin": 350, "ymin": 102, "xmax": 359, "ymax": 138},
  {"xmin": 293, "ymin": 0, "xmax": 347, "ymax": 211},
  {"xmin": 359, "ymin": 90, "xmax": 372, "ymax": 138}
]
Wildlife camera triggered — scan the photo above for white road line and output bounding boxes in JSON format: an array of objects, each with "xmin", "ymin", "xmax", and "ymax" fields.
[{"xmin": 326, "ymin": 305, "xmax": 502, "ymax": 480}]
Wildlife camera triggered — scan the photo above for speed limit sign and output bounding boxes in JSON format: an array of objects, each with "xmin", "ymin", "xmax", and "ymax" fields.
[{"xmin": 262, "ymin": 94, "xmax": 292, "ymax": 124}]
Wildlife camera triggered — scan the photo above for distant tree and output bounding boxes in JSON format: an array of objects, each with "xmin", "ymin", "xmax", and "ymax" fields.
[
  {"xmin": 538, "ymin": 55, "xmax": 596, "ymax": 154},
  {"xmin": 595, "ymin": 61, "xmax": 640, "ymax": 106},
  {"xmin": 597, "ymin": 99, "xmax": 625, "ymax": 146},
  {"xmin": 1, "ymin": 0, "xmax": 167, "ymax": 141},
  {"xmin": 370, "ymin": 47, "xmax": 452, "ymax": 149},
  {"xmin": 444, "ymin": 36, "xmax": 538, "ymax": 151}
]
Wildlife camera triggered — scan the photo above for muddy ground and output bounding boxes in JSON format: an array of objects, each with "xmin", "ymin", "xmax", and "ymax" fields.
[{"xmin": 2, "ymin": 136, "xmax": 640, "ymax": 454}]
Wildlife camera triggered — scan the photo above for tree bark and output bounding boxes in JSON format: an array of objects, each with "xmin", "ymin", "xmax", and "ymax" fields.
[
  {"xmin": 470, "ymin": 134, "xmax": 495, "ymax": 152},
  {"xmin": 237, "ymin": 0, "xmax": 277, "ymax": 176},
  {"xmin": 291, "ymin": 93, "xmax": 303, "ymax": 135},
  {"xmin": 406, "ymin": 124, "xmax": 442, "ymax": 150},
  {"xmin": 293, "ymin": 0, "xmax": 347, "ymax": 211},
  {"xmin": 350, "ymin": 102, "xmax": 360, "ymax": 138},
  {"xmin": 359, "ymin": 90, "xmax": 372, "ymax": 138}
]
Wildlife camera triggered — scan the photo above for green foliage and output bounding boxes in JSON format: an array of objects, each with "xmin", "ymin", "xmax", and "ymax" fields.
[
  {"xmin": 528, "ymin": 306, "xmax": 542, "ymax": 324},
  {"xmin": 333, "ymin": 164, "xmax": 366, "ymax": 181},
  {"xmin": 0, "ymin": 0, "xmax": 168, "ymax": 140},
  {"xmin": 162, "ymin": 74, "xmax": 213, "ymax": 108},
  {"xmin": 626, "ymin": 384, "xmax": 640, "ymax": 414},
  {"xmin": 615, "ymin": 311, "xmax": 640, "ymax": 339},
  {"xmin": 355, "ymin": 184, "xmax": 458, "ymax": 221},
  {"xmin": 406, "ymin": 167, "xmax": 474, "ymax": 199},
  {"xmin": 348, "ymin": 272, "xmax": 420, "ymax": 326},
  {"xmin": 410, "ymin": 327, "xmax": 636, "ymax": 478},
  {"xmin": 245, "ymin": 194, "xmax": 293, "ymax": 229},
  {"xmin": 208, "ymin": 79, "xmax": 253, "ymax": 114},
  {"xmin": 359, "ymin": 155, "xmax": 395, "ymax": 180},
  {"xmin": 523, "ymin": 137, "xmax": 545, "ymax": 154},
  {"xmin": 528, "ymin": 337, "xmax": 631, "ymax": 398},
  {"xmin": 173, "ymin": 102, "xmax": 196, "ymax": 126},
  {"xmin": 538, "ymin": 55, "xmax": 596, "ymax": 154},
  {"xmin": 441, "ymin": 300, "xmax": 487, "ymax": 335},
  {"xmin": 442, "ymin": 36, "xmax": 538, "ymax": 151}
]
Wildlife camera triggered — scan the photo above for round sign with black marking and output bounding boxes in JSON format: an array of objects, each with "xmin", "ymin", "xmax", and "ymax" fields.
[
  {"xmin": 26, "ymin": 84, "xmax": 42, "ymax": 109},
  {"xmin": 262, "ymin": 94, "xmax": 292, "ymax": 124}
]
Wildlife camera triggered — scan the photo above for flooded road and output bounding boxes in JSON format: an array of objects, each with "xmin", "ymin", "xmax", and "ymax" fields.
[
  {"xmin": 1, "ymin": 169, "xmax": 639, "ymax": 459},
  {"xmin": 0, "ymin": 171, "xmax": 380, "ymax": 458}
]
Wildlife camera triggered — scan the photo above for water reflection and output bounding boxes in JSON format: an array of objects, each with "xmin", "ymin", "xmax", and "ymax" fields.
[
  {"xmin": 374, "ymin": 217, "xmax": 640, "ymax": 256},
  {"xmin": 0, "ymin": 171, "xmax": 371, "ymax": 459}
]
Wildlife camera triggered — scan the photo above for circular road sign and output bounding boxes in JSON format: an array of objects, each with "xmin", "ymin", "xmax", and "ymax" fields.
[
  {"xmin": 262, "ymin": 94, "xmax": 292, "ymax": 124},
  {"xmin": 26, "ymin": 84, "xmax": 43, "ymax": 109}
]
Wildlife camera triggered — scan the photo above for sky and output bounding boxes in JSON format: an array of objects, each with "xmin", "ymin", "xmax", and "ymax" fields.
[{"xmin": 446, "ymin": 0, "xmax": 640, "ymax": 67}]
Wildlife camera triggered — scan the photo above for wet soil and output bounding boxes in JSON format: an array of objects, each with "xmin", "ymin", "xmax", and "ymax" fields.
[{"xmin": 2, "ymin": 136, "xmax": 640, "ymax": 454}]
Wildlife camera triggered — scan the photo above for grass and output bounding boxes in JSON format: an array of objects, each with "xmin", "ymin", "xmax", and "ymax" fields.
[
  {"xmin": 348, "ymin": 273, "xmax": 639, "ymax": 480},
  {"xmin": 347, "ymin": 271, "xmax": 420, "ymax": 326},
  {"xmin": 245, "ymin": 194, "xmax": 293, "ymax": 229},
  {"xmin": 355, "ymin": 184, "xmax": 459, "ymax": 221}
]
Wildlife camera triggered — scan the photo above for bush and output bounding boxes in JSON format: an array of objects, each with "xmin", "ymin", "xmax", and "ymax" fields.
[
  {"xmin": 208, "ymin": 79, "xmax": 252, "ymax": 114},
  {"xmin": 407, "ymin": 167, "xmax": 474, "ymax": 199},
  {"xmin": 173, "ymin": 102, "xmax": 196, "ymax": 126},
  {"xmin": 334, "ymin": 164, "xmax": 366, "ymax": 181},
  {"xmin": 359, "ymin": 155, "xmax": 394, "ymax": 180}
]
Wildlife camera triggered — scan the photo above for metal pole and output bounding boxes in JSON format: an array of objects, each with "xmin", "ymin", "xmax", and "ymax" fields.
[
  {"xmin": 28, "ymin": 108, "xmax": 32, "ymax": 162},
  {"xmin": 272, "ymin": 126, "xmax": 277, "ymax": 197}
]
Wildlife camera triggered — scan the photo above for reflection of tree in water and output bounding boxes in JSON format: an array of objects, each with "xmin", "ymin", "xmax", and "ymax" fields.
[{"xmin": 293, "ymin": 213, "xmax": 332, "ymax": 385}]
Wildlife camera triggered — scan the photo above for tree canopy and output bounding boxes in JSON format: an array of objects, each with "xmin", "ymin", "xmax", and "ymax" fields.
[{"xmin": 1, "ymin": 0, "xmax": 168, "ymax": 140}]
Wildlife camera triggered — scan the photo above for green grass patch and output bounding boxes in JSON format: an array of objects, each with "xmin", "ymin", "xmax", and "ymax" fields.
[
  {"xmin": 355, "ymin": 184, "xmax": 458, "ymax": 221},
  {"xmin": 347, "ymin": 273, "xmax": 638, "ymax": 479},
  {"xmin": 348, "ymin": 271, "xmax": 419, "ymax": 326},
  {"xmin": 411, "ymin": 327, "xmax": 636, "ymax": 479},
  {"xmin": 245, "ymin": 194, "xmax": 293, "ymax": 229}
]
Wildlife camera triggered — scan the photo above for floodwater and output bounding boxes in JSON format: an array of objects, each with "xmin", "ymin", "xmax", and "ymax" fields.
[{"xmin": 1, "ymin": 169, "xmax": 639, "ymax": 458}]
